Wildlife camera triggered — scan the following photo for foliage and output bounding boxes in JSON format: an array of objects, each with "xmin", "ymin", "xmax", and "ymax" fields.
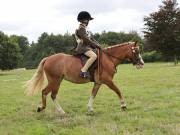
[
  {"xmin": 142, "ymin": 51, "xmax": 162, "ymax": 62},
  {"xmin": 143, "ymin": 0, "xmax": 180, "ymax": 62},
  {"xmin": 24, "ymin": 32, "xmax": 76, "ymax": 68},
  {"xmin": 95, "ymin": 31, "xmax": 143, "ymax": 47},
  {"xmin": 10, "ymin": 35, "xmax": 29, "ymax": 67},
  {"xmin": 0, "ymin": 31, "xmax": 23, "ymax": 70},
  {"xmin": 10, "ymin": 35, "xmax": 29, "ymax": 55}
]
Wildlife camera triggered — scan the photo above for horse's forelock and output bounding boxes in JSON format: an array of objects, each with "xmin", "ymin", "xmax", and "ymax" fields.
[{"xmin": 134, "ymin": 41, "xmax": 138, "ymax": 46}]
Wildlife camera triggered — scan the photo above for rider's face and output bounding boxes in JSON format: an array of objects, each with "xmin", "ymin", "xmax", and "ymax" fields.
[{"xmin": 82, "ymin": 20, "xmax": 89, "ymax": 26}]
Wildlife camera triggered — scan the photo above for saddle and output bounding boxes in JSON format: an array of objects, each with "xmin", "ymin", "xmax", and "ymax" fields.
[{"xmin": 74, "ymin": 49, "xmax": 98, "ymax": 82}]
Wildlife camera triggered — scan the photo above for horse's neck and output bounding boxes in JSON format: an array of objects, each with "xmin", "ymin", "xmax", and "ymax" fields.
[{"xmin": 105, "ymin": 45, "xmax": 128, "ymax": 66}]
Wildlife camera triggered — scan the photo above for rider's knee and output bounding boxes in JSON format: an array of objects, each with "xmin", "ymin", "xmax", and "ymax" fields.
[{"xmin": 92, "ymin": 53, "xmax": 97, "ymax": 60}]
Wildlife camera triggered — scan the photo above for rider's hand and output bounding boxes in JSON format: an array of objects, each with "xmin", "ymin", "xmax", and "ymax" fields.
[{"xmin": 96, "ymin": 45, "xmax": 102, "ymax": 49}]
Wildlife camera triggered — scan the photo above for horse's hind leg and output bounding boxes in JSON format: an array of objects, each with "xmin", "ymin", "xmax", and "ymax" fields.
[
  {"xmin": 51, "ymin": 76, "xmax": 65, "ymax": 114},
  {"xmin": 37, "ymin": 83, "xmax": 52, "ymax": 112}
]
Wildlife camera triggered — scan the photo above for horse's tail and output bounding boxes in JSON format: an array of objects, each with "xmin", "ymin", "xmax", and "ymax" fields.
[{"xmin": 25, "ymin": 57, "xmax": 47, "ymax": 96}]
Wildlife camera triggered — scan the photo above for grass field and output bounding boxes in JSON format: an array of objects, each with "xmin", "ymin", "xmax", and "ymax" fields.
[{"xmin": 0, "ymin": 63, "xmax": 179, "ymax": 135}]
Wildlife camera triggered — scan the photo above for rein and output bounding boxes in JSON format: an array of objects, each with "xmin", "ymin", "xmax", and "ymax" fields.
[
  {"xmin": 94, "ymin": 41, "xmax": 123, "ymax": 62},
  {"xmin": 98, "ymin": 49, "xmax": 120, "ymax": 75},
  {"xmin": 96, "ymin": 42, "xmax": 137, "ymax": 81},
  {"xmin": 102, "ymin": 49, "xmax": 122, "ymax": 61}
]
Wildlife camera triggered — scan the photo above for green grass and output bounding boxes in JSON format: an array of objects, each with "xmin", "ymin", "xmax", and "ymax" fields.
[{"xmin": 0, "ymin": 63, "xmax": 179, "ymax": 135}]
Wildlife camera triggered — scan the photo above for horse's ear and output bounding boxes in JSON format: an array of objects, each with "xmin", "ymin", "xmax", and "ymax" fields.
[{"xmin": 134, "ymin": 41, "xmax": 138, "ymax": 46}]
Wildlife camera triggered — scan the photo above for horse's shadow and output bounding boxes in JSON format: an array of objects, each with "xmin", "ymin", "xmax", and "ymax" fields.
[{"xmin": 0, "ymin": 73, "xmax": 12, "ymax": 76}]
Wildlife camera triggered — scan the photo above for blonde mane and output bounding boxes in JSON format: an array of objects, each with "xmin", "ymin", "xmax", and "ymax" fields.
[{"xmin": 105, "ymin": 42, "xmax": 134, "ymax": 50}]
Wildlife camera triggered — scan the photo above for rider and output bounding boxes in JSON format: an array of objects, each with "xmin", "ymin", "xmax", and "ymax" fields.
[{"xmin": 75, "ymin": 11, "xmax": 100, "ymax": 78}]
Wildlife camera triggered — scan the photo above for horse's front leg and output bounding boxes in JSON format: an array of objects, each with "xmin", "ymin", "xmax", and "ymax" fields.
[
  {"xmin": 105, "ymin": 80, "xmax": 127, "ymax": 110},
  {"xmin": 87, "ymin": 83, "xmax": 101, "ymax": 113}
]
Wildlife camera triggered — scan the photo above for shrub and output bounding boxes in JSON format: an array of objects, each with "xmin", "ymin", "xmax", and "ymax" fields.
[{"xmin": 142, "ymin": 51, "xmax": 162, "ymax": 62}]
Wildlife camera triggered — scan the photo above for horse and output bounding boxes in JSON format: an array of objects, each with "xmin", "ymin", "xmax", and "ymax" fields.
[{"xmin": 25, "ymin": 41, "xmax": 144, "ymax": 114}]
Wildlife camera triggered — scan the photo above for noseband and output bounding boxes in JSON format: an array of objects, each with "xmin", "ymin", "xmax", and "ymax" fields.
[{"xmin": 131, "ymin": 45, "xmax": 141, "ymax": 65}]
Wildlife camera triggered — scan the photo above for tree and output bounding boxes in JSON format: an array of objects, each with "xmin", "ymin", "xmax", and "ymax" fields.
[
  {"xmin": 10, "ymin": 35, "xmax": 29, "ymax": 55},
  {"xmin": 0, "ymin": 42, "xmax": 22, "ymax": 70},
  {"xmin": 144, "ymin": 0, "xmax": 180, "ymax": 64},
  {"xmin": 0, "ymin": 31, "xmax": 23, "ymax": 70},
  {"xmin": 9, "ymin": 35, "xmax": 29, "ymax": 67},
  {"xmin": 95, "ymin": 31, "xmax": 143, "ymax": 46},
  {"xmin": 24, "ymin": 32, "xmax": 75, "ymax": 68}
]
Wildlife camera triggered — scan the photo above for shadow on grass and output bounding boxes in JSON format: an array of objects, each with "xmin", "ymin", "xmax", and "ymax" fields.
[{"xmin": 0, "ymin": 73, "xmax": 14, "ymax": 76}]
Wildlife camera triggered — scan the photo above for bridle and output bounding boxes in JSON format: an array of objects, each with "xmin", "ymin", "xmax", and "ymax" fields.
[
  {"xmin": 99, "ymin": 43, "xmax": 134, "ymax": 73},
  {"xmin": 131, "ymin": 45, "xmax": 141, "ymax": 65},
  {"xmin": 101, "ymin": 43, "xmax": 142, "ymax": 71}
]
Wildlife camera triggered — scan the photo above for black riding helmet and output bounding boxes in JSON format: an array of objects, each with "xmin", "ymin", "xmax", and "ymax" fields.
[{"xmin": 77, "ymin": 11, "xmax": 94, "ymax": 22}]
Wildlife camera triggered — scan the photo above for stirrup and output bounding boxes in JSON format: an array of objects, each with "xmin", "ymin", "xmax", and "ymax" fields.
[{"xmin": 80, "ymin": 71, "xmax": 89, "ymax": 78}]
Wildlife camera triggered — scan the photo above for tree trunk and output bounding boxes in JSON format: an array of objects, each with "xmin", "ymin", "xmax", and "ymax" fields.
[{"xmin": 174, "ymin": 54, "xmax": 178, "ymax": 65}]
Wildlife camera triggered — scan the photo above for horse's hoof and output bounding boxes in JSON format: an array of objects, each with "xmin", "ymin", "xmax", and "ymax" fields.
[
  {"xmin": 121, "ymin": 103, "xmax": 127, "ymax": 111},
  {"xmin": 86, "ymin": 106, "xmax": 94, "ymax": 115},
  {"xmin": 57, "ymin": 109, "xmax": 66, "ymax": 115},
  {"xmin": 37, "ymin": 107, "xmax": 42, "ymax": 112},
  {"xmin": 121, "ymin": 106, "xmax": 127, "ymax": 111},
  {"xmin": 86, "ymin": 111, "xmax": 94, "ymax": 115}
]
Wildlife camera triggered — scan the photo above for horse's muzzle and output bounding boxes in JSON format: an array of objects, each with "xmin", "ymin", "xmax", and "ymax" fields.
[{"xmin": 136, "ymin": 60, "xmax": 144, "ymax": 69}]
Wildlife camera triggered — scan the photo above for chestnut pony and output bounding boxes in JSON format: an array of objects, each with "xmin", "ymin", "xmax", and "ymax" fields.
[{"xmin": 25, "ymin": 41, "xmax": 144, "ymax": 114}]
